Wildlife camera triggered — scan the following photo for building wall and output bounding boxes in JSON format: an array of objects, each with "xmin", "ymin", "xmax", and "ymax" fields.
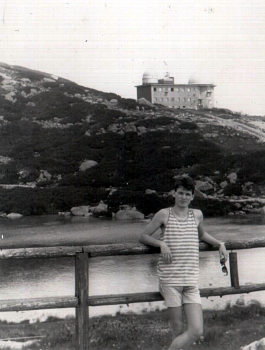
[
  {"xmin": 136, "ymin": 84, "xmax": 215, "ymax": 109},
  {"xmin": 136, "ymin": 85, "xmax": 152, "ymax": 102}
]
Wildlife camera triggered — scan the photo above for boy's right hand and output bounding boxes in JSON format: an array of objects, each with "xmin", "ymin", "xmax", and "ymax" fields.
[{"xmin": 160, "ymin": 242, "xmax": 172, "ymax": 264}]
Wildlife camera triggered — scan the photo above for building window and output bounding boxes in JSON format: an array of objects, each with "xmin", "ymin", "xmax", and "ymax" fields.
[
  {"xmin": 207, "ymin": 91, "xmax": 211, "ymax": 97},
  {"xmin": 187, "ymin": 88, "xmax": 190, "ymax": 92},
  {"xmin": 160, "ymin": 98, "xmax": 163, "ymax": 102},
  {"xmin": 171, "ymin": 88, "xmax": 174, "ymax": 92},
  {"xmin": 183, "ymin": 98, "xmax": 186, "ymax": 102},
  {"xmin": 171, "ymin": 97, "xmax": 175, "ymax": 101},
  {"xmin": 181, "ymin": 88, "xmax": 184, "ymax": 92},
  {"xmin": 154, "ymin": 88, "xmax": 157, "ymax": 92},
  {"xmin": 154, "ymin": 97, "xmax": 157, "ymax": 102},
  {"xmin": 159, "ymin": 88, "xmax": 162, "ymax": 92},
  {"xmin": 177, "ymin": 98, "xmax": 180, "ymax": 102},
  {"xmin": 188, "ymin": 98, "xmax": 191, "ymax": 102},
  {"xmin": 164, "ymin": 87, "xmax": 168, "ymax": 92},
  {"xmin": 165, "ymin": 98, "xmax": 169, "ymax": 102},
  {"xmin": 176, "ymin": 88, "xmax": 179, "ymax": 91},
  {"xmin": 164, "ymin": 92, "xmax": 168, "ymax": 96}
]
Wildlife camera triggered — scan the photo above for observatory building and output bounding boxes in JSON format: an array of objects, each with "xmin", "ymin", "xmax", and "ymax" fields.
[{"xmin": 135, "ymin": 71, "xmax": 215, "ymax": 109}]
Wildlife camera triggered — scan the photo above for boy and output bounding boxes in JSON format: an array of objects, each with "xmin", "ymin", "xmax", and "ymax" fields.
[{"xmin": 139, "ymin": 176, "xmax": 228, "ymax": 350}]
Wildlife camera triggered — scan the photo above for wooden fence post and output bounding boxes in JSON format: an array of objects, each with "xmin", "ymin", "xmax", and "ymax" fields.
[
  {"xmin": 229, "ymin": 252, "xmax": 240, "ymax": 289},
  {"xmin": 75, "ymin": 251, "xmax": 89, "ymax": 350}
]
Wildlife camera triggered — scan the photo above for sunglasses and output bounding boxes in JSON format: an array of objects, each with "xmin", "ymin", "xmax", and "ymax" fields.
[{"xmin": 220, "ymin": 258, "xmax": 228, "ymax": 276}]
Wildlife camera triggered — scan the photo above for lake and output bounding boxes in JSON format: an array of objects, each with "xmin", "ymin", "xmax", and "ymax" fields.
[{"xmin": 0, "ymin": 214, "xmax": 264, "ymax": 323}]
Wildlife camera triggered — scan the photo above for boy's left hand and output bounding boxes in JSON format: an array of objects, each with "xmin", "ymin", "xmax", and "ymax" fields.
[{"xmin": 219, "ymin": 243, "xmax": 228, "ymax": 262}]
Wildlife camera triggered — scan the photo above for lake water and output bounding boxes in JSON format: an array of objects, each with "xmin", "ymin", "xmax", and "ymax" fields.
[{"xmin": 0, "ymin": 214, "xmax": 265, "ymax": 323}]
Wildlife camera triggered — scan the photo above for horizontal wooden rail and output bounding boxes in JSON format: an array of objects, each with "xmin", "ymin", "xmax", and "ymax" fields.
[
  {"xmin": 0, "ymin": 239, "xmax": 265, "ymax": 259},
  {"xmin": 0, "ymin": 296, "xmax": 78, "ymax": 312},
  {"xmin": 1, "ymin": 283, "xmax": 265, "ymax": 312},
  {"xmin": 88, "ymin": 284, "xmax": 265, "ymax": 306}
]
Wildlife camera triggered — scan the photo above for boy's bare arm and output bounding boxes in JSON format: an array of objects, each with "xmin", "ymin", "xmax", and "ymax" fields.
[
  {"xmin": 195, "ymin": 209, "xmax": 228, "ymax": 262},
  {"xmin": 139, "ymin": 209, "xmax": 172, "ymax": 263}
]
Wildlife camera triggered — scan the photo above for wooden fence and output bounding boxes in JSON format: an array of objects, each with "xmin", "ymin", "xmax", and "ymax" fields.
[{"xmin": 1, "ymin": 238, "xmax": 265, "ymax": 349}]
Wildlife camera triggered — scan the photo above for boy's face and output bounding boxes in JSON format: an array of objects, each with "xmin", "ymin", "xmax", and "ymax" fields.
[{"xmin": 174, "ymin": 186, "xmax": 194, "ymax": 208}]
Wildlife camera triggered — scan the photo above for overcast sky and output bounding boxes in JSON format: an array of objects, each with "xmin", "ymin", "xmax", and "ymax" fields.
[{"xmin": 0, "ymin": 0, "xmax": 265, "ymax": 116}]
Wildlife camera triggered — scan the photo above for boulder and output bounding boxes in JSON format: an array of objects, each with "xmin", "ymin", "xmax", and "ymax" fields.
[
  {"xmin": 79, "ymin": 160, "xmax": 98, "ymax": 171},
  {"xmin": 7, "ymin": 213, "xmax": 23, "ymax": 219},
  {"xmin": 227, "ymin": 172, "xmax": 237, "ymax": 183},
  {"xmin": 90, "ymin": 201, "xmax": 108, "ymax": 215},
  {"xmin": 195, "ymin": 181, "xmax": 214, "ymax": 192},
  {"xmin": 115, "ymin": 209, "xmax": 144, "ymax": 220},
  {"xmin": 220, "ymin": 181, "xmax": 228, "ymax": 189},
  {"xmin": 110, "ymin": 99, "xmax": 118, "ymax": 104},
  {"xmin": 137, "ymin": 97, "xmax": 155, "ymax": 108},
  {"xmin": 71, "ymin": 206, "xmax": 89, "ymax": 216}
]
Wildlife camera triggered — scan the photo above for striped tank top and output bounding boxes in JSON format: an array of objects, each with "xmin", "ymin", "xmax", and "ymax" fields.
[{"xmin": 157, "ymin": 207, "xmax": 199, "ymax": 286}]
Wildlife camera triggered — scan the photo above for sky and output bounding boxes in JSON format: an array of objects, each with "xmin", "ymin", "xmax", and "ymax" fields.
[{"xmin": 0, "ymin": 0, "xmax": 265, "ymax": 116}]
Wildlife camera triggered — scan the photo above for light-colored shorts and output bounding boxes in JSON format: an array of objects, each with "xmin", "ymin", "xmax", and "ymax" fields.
[{"xmin": 159, "ymin": 285, "xmax": 201, "ymax": 307}]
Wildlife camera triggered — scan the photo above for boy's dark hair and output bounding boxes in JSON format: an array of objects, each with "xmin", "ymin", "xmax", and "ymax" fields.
[{"xmin": 174, "ymin": 176, "xmax": 195, "ymax": 194}]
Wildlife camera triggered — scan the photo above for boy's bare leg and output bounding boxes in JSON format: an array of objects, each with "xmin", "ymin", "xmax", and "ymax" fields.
[
  {"xmin": 168, "ymin": 303, "xmax": 203, "ymax": 350},
  {"xmin": 168, "ymin": 307, "xmax": 184, "ymax": 341}
]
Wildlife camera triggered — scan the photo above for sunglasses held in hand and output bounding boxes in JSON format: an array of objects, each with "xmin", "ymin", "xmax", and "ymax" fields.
[{"xmin": 220, "ymin": 258, "xmax": 228, "ymax": 276}]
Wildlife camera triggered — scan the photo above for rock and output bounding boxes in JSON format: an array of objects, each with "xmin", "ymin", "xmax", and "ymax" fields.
[
  {"xmin": 71, "ymin": 206, "xmax": 89, "ymax": 216},
  {"xmin": 195, "ymin": 181, "xmax": 214, "ymax": 192},
  {"xmin": 37, "ymin": 170, "xmax": 52, "ymax": 182},
  {"xmin": 79, "ymin": 160, "xmax": 98, "ymax": 171},
  {"xmin": 145, "ymin": 189, "xmax": 157, "ymax": 195},
  {"xmin": 90, "ymin": 201, "xmax": 108, "ymax": 216},
  {"xmin": 260, "ymin": 206, "xmax": 265, "ymax": 216},
  {"xmin": 227, "ymin": 172, "xmax": 237, "ymax": 183},
  {"xmin": 5, "ymin": 91, "xmax": 17, "ymax": 103},
  {"xmin": 137, "ymin": 126, "xmax": 147, "ymax": 135},
  {"xmin": 26, "ymin": 102, "xmax": 36, "ymax": 107},
  {"xmin": 124, "ymin": 123, "xmax": 137, "ymax": 132},
  {"xmin": 137, "ymin": 97, "xmax": 155, "ymax": 108},
  {"xmin": 7, "ymin": 213, "xmax": 23, "ymax": 219},
  {"xmin": 194, "ymin": 188, "xmax": 207, "ymax": 198},
  {"xmin": 115, "ymin": 209, "xmax": 144, "ymax": 220},
  {"xmin": 43, "ymin": 77, "xmax": 55, "ymax": 82},
  {"xmin": 110, "ymin": 99, "xmax": 118, "ymax": 104},
  {"xmin": 0, "ymin": 212, "xmax": 7, "ymax": 217},
  {"xmin": 220, "ymin": 181, "xmax": 228, "ymax": 189},
  {"xmin": 234, "ymin": 203, "xmax": 242, "ymax": 209}
]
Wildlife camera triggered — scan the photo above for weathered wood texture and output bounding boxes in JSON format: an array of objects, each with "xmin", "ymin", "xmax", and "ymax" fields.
[
  {"xmin": 85, "ymin": 239, "xmax": 265, "ymax": 257},
  {"xmin": 0, "ymin": 296, "xmax": 77, "ymax": 311},
  {"xmin": 229, "ymin": 252, "xmax": 240, "ymax": 288},
  {"xmin": 88, "ymin": 283, "xmax": 265, "ymax": 306},
  {"xmin": 0, "ymin": 239, "xmax": 264, "ymax": 259},
  {"xmin": 0, "ymin": 246, "xmax": 83, "ymax": 259},
  {"xmin": 75, "ymin": 252, "xmax": 89, "ymax": 350}
]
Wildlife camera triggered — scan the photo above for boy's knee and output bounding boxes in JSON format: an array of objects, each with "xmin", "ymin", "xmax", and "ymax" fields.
[{"xmin": 189, "ymin": 325, "xmax": 203, "ymax": 340}]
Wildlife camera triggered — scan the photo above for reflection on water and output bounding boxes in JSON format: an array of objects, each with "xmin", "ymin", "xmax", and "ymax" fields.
[{"xmin": 0, "ymin": 215, "xmax": 264, "ymax": 322}]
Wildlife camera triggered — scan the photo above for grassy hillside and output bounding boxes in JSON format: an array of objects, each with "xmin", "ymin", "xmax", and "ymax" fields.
[{"xmin": 0, "ymin": 62, "xmax": 264, "ymax": 216}]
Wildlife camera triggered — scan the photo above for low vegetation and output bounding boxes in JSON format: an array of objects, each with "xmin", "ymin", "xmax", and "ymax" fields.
[{"xmin": 0, "ymin": 304, "xmax": 264, "ymax": 350}]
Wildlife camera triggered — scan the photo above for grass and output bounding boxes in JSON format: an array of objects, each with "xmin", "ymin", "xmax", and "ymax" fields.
[{"xmin": 0, "ymin": 303, "xmax": 265, "ymax": 349}]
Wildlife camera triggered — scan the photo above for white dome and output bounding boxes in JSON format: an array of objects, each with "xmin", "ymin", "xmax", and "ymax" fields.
[{"xmin": 142, "ymin": 70, "xmax": 158, "ymax": 84}]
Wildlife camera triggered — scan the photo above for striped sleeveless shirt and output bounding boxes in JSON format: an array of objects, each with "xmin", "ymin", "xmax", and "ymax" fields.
[{"xmin": 157, "ymin": 207, "xmax": 199, "ymax": 286}]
